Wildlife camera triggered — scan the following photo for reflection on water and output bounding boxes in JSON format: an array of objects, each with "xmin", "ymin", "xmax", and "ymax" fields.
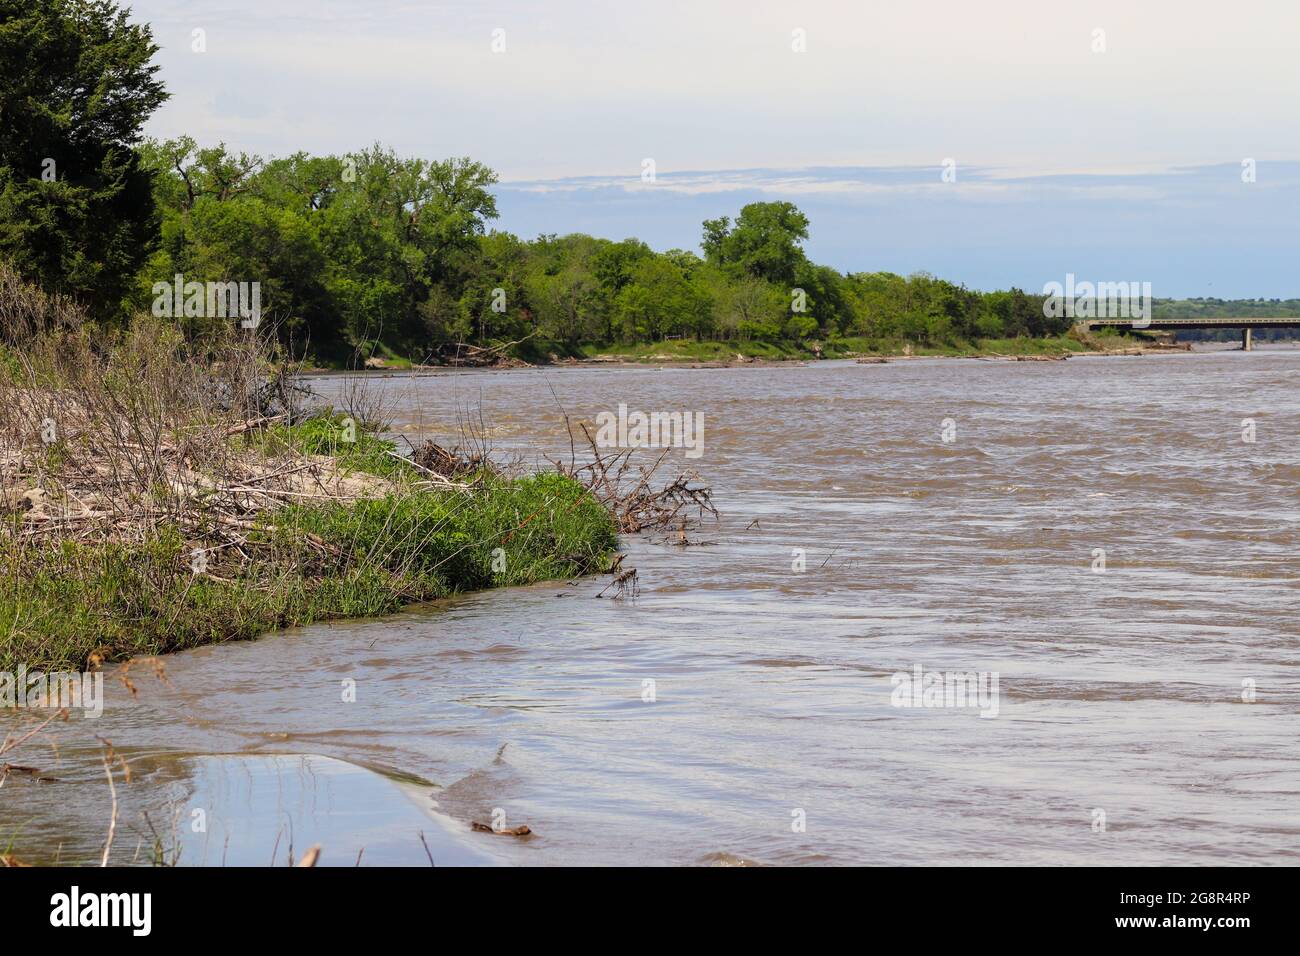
[
  {"xmin": 171, "ymin": 754, "xmax": 500, "ymax": 867},
  {"xmin": 4, "ymin": 350, "xmax": 1298, "ymax": 865},
  {"xmin": 1, "ymin": 748, "xmax": 498, "ymax": 866}
]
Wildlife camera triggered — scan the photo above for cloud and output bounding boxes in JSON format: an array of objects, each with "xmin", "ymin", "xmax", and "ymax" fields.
[
  {"xmin": 132, "ymin": 0, "xmax": 1300, "ymax": 178},
  {"xmin": 496, "ymin": 164, "xmax": 1193, "ymax": 202}
]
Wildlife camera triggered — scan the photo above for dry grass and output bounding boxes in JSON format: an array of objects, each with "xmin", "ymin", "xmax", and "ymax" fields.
[
  {"xmin": 0, "ymin": 265, "xmax": 620, "ymax": 670},
  {"xmin": 0, "ymin": 278, "xmax": 357, "ymax": 548}
]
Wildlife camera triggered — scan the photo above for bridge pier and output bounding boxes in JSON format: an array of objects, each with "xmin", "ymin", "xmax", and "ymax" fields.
[{"xmin": 1242, "ymin": 327, "xmax": 1253, "ymax": 351}]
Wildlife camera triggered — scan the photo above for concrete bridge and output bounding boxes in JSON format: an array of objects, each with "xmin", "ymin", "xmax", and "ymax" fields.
[{"xmin": 1083, "ymin": 317, "xmax": 1300, "ymax": 350}]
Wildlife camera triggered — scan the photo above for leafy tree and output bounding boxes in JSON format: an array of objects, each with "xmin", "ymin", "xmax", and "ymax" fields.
[
  {"xmin": 792, "ymin": 262, "xmax": 851, "ymax": 337},
  {"xmin": 139, "ymin": 139, "xmax": 501, "ymax": 359},
  {"xmin": 702, "ymin": 201, "xmax": 810, "ymax": 286},
  {"xmin": 138, "ymin": 139, "xmax": 339, "ymax": 350},
  {"xmin": 458, "ymin": 230, "xmax": 535, "ymax": 344},
  {"xmin": 592, "ymin": 238, "xmax": 652, "ymax": 294},
  {"xmin": 316, "ymin": 146, "xmax": 498, "ymax": 352},
  {"xmin": 702, "ymin": 272, "xmax": 784, "ymax": 341},
  {"xmin": 0, "ymin": 0, "xmax": 167, "ymax": 318},
  {"xmin": 615, "ymin": 257, "xmax": 710, "ymax": 341},
  {"xmin": 530, "ymin": 259, "xmax": 604, "ymax": 348},
  {"xmin": 1014, "ymin": 288, "xmax": 1056, "ymax": 337}
]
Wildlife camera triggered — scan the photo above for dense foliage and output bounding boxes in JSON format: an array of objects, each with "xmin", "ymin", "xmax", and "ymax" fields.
[
  {"xmin": 128, "ymin": 140, "xmax": 1075, "ymax": 363},
  {"xmin": 0, "ymin": 0, "xmax": 166, "ymax": 319}
]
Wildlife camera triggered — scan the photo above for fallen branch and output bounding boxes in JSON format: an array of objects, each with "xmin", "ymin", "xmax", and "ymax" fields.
[{"xmin": 551, "ymin": 421, "xmax": 717, "ymax": 537}]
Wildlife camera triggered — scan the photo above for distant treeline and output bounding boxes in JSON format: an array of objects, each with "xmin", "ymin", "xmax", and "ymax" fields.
[
  {"xmin": 122, "ymin": 139, "xmax": 1078, "ymax": 363},
  {"xmin": 10, "ymin": 132, "xmax": 1297, "ymax": 360}
]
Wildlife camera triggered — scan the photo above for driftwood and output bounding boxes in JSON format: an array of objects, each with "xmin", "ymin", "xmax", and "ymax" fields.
[
  {"xmin": 553, "ymin": 420, "xmax": 717, "ymax": 537},
  {"xmin": 406, "ymin": 439, "xmax": 487, "ymax": 482},
  {"xmin": 440, "ymin": 331, "xmax": 538, "ymax": 368},
  {"xmin": 471, "ymin": 822, "xmax": 533, "ymax": 837},
  {"xmin": 224, "ymin": 414, "xmax": 288, "ymax": 435},
  {"xmin": 546, "ymin": 416, "xmax": 712, "ymax": 595}
]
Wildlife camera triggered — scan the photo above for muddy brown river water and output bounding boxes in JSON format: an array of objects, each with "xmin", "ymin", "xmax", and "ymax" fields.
[{"xmin": 4, "ymin": 348, "xmax": 1298, "ymax": 865}]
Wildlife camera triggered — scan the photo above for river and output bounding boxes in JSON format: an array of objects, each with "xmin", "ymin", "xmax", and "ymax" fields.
[{"xmin": 3, "ymin": 348, "xmax": 1298, "ymax": 865}]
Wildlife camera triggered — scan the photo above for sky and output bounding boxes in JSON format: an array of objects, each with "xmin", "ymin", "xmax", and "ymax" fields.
[{"xmin": 128, "ymin": 0, "xmax": 1300, "ymax": 297}]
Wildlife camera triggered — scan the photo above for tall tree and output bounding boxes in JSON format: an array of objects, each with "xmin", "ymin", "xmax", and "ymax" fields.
[
  {"xmin": 0, "ymin": 0, "xmax": 167, "ymax": 318},
  {"xmin": 615, "ymin": 256, "xmax": 710, "ymax": 341},
  {"xmin": 701, "ymin": 201, "xmax": 810, "ymax": 286}
]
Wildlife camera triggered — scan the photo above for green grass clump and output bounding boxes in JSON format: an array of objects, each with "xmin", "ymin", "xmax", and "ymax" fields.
[
  {"xmin": 824, "ymin": 333, "xmax": 1105, "ymax": 358},
  {"xmin": 0, "ymin": 473, "xmax": 617, "ymax": 671},
  {"xmin": 0, "ymin": 344, "xmax": 20, "ymax": 384},
  {"xmin": 258, "ymin": 413, "xmax": 411, "ymax": 478},
  {"xmin": 974, "ymin": 334, "xmax": 1084, "ymax": 355}
]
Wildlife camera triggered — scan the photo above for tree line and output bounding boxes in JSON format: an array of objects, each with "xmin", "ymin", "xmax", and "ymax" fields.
[{"xmin": 129, "ymin": 141, "xmax": 1077, "ymax": 362}]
